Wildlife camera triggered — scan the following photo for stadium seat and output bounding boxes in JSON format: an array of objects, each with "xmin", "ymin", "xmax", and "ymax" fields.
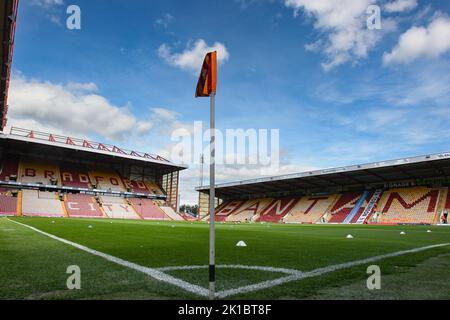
[
  {"xmin": 213, "ymin": 200, "xmax": 245, "ymax": 221},
  {"xmin": 0, "ymin": 194, "xmax": 17, "ymax": 216},
  {"xmin": 226, "ymin": 198, "xmax": 273, "ymax": 222},
  {"xmin": 22, "ymin": 190, "xmax": 64, "ymax": 217},
  {"xmin": 349, "ymin": 191, "xmax": 377, "ymax": 223},
  {"xmin": 377, "ymin": 187, "xmax": 440, "ymax": 224},
  {"xmin": 327, "ymin": 192, "xmax": 361, "ymax": 223},
  {"xmin": 144, "ymin": 181, "xmax": 165, "ymax": 195},
  {"xmin": 64, "ymin": 193, "xmax": 103, "ymax": 218},
  {"xmin": 256, "ymin": 197, "xmax": 299, "ymax": 222},
  {"xmin": 89, "ymin": 170, "xmax": 126, "ymax": 191},
  {"xmin": 60, "ymin": 165, "xmax": 92, "ymax": 188},
  {"xmin": 0, "ymin": 156, "xmax": 19, "ymax": 181},
  {"xmin": 129, "ymin": 198, "xmax": 167, "ymax": 220},
  {"xmin": 19, "ymin": 160, "xmax": 61, "ymax": 185},
  {"xmin": 99, "ymin": 195, "xmax": 140, "ymax": 219},
  {"xmin": 122, "ymin": 178, "xmax": 154, "ymax": 194},
  {"xmin": 284, "ymin": 195, "xmax": 337, "ymax": 223}
]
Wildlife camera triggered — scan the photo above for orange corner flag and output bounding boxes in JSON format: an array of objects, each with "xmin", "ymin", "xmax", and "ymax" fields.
[{"xmin": 195, "ymin": 51, "xmax": 217, "ymax": 97}]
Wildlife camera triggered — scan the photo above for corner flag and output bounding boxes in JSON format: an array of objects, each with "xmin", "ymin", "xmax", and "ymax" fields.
[
  {"xmin": 195, "ymin": 51, "xmax": 217, "ymax": 97},
  {"xmin": 195, "ymin": 51, "xmax": 217, "ymax": 300}
]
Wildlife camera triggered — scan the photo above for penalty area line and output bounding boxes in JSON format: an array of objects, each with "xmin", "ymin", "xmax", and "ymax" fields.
[{"xmin": 6, "ymin": 218, "xmax": 209, "ymax": 297}]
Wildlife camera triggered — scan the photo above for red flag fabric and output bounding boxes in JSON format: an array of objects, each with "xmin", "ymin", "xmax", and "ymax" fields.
[{"xmin": 195, "ymin": 51, "xmax": 217, "ymax": 97}]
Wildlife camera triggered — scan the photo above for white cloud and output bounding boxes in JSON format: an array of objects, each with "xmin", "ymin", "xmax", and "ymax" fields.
[
  {"xmin": 31, "ymin": 0, "xmax": 64, "ymax": 8},
  {"xmin": 384, "ymin": 16, "xmax": 450, "ymax": 65},
  {"xmin": 7, "ymin": 75, "xmax": 153, "ymax": 141},
  {"xmin": 155, "ymin": 13, "xmax": 174, "ymax": 29},
  {"xmin": 385, "ymin": 0, "xmax": 418, "ymax": 13},
  {"xmin": 284, "ymin": 0, "xmax": 389, "ymax": 71},
  {"xmin": 158, "ymin": 39, "xmax": 230, "ymax": 73}
]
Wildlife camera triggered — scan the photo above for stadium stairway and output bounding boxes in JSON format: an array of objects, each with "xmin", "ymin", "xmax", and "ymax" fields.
[
  {"xmin": 327, "ymin": 192, "xmax": 362, "ymax": 223},
  {"xmin": 354, "ymin": 190, "xmax": 382, "ymax": 224},
  {"xmin": 343, "ymin": 191, "xmax": 370, "ymax": 224}
]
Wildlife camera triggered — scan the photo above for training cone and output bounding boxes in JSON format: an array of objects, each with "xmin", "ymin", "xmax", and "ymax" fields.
[
  {"xmin": 236, "ymin": 240, "xmax": 247, "ymax": 247},
  {"xmin": 400, "ymin": 231, "xmax": 406, "ymax": 235},
  {"xmin": 427, "ymin": 230, "xmax": 432, "ymax": 233},
  {"xmin": 346, "ymin": 234, "xmax": 354, "ymax": 239},
  {"xmin": 88, "ymin": 225, "xmax": 93, "ymax": 229}
]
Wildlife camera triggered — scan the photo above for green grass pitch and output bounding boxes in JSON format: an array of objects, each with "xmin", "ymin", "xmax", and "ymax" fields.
[{"xmin": 1, "ymin": 216, "xmax": 450, "ymax": 300}]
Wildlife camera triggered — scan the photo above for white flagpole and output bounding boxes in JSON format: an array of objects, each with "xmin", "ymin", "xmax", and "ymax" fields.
[{"xmin": 209, "ymin": 92, "xmax": 216, "ymax": 300}]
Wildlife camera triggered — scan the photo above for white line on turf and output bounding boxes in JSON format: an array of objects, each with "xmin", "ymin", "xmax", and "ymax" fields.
[
  {"xmin": 157, "ymin": 264, "xmax": 302, "ymax": 275},
  {"xmin": 216, "ymin": 242, "xmax": 450, "ymax": 298},
  {"xmin": 7, "ymin": 218, "xmax": 450, "ymax": 299},
  {"xmin": 6, "ymin": 218, "xmax": 209, "ymax": 297}
]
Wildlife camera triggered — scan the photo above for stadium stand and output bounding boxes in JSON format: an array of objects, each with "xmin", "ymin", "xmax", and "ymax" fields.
[
  {"xmin": 215, "ymin": 200, "xmax": 246, "ymax": 221},
  {"xmin": 64, "ymin": 193, "xmax": 103, "ymax": 218},
  {"xmin": 129, "ymin": 198, "xmax": 167, "ymax": 220},
  {"xmin": 327, "ymin": 192, "xmax": 362, "ymax": 223},
  {"xmin": 160, "ymin": 205, "xmax": 185, "ymax": 221},
  {"xmin": 60, "ymin": 165, "xmax": 92, "ymax": 188},
  {"xmin": 99, "ymin": 195, "xmax": 140, "ymax": 219},
  {"xmin": 19, "ymin": 159, "xmax": 60, "ymax": 185},
  {"xmin": 352, "ymin": 190, "xmax": 382, "ymax": 224},
  {"xmin": 145, "ymin": 181, "xmax": 165, "ymax": 195},
  {"xmin": 0, "ymin": 156, "xmax": 18, "ymax": 181},
  {"xmin": 256, "ymin": 198, "xmax": 300, "ymax": 222},
  {"xmin": 377, "ymin": 187, "xmax": 441, "ymax": 225},
  {"xmin": 284, "ymin": 195, "xmax": 338, "ymax": 224},
  {"xmin": 89, "ymin": 169, "xmax": 126, "ymax": 191},
  {"xmin": 21, "ymin": 190, "xmax": 64, "ymax": 217},
  {"xmin": 0, "ymin": 194, "xmax": 17, "ymax": 215},
  {"xmin": 225, "ymin": 198, "xmax": 273, "ymax": 222}
]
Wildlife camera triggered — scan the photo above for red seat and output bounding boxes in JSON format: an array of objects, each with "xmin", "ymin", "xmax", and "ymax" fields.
[
  {"xmin": 129, "ymin": 198, "xmax": 166, "ymax": 220},
  {"xmin": 0, "ymin": 195, "xmax": 17, "ymax": 215},
  {"xmin": 65, "ymin": 194, "xmax": 103, "ymax": 218}
]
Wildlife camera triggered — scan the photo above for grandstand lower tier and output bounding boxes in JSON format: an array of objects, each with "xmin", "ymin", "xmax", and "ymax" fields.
[
  {"xmin": 0, "ymin": 191, "xmax": 186, "ymax": 221},
  {"xmin": 204, "ymin": 186, "xmax": 449, "ymax": 225}
]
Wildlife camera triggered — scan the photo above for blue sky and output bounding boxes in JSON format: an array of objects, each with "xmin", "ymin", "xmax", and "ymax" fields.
[{"xmin": 8, "ymin": 0, "xmax": 450, "ymax": 203}]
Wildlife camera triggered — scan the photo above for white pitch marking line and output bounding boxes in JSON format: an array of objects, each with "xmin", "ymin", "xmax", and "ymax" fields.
[
  {"xmin": 6, "ymin": 218, "xmax": 209, "ymax": 297},
  {"xmin": 217, "ymin": 242, "xmax": 450, "ymax": 298},
  {"xmin": 7, "ymin": 219, "xmax": 450, "ymax": 299},
  {"xmin": 157, "ymin": 264, "xmax": 301, "ymax": 275}
]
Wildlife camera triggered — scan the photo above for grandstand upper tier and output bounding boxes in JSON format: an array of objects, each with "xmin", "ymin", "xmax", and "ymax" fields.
[
  {"xmin": 197, "ymin": 151, "xmax": 450, "ymax": 225},
  {"xmin": 0, "ymin": 127, "xmax": 187, "ymax": 220}
]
